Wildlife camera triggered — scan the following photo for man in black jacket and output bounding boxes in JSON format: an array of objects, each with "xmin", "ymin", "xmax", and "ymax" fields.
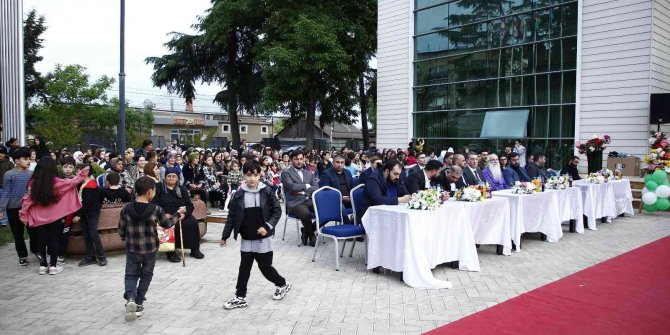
[
  {"xmin": 436, "ymin": 165, "xmax": 467, "ymax": 196},
  {"xmin": 562, "ymin": 156, "xmax": 581, "ymax": 180},
  {"xmin": 525, "ymin": 153, "xmax": 549, "ymax": 183},
  {"xmin": 406, "ymin": 159, "xmax": 442, "ymax": 194},
  {"xmin": 221, "ymin": 160, "xmax": 291, "ymax": 310},
  {"xmin": 462, "ymin": 152, "xmax": 485, "ymax": 186}
]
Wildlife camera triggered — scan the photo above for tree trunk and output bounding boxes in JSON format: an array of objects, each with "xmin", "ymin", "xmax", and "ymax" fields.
[
  {"xmin": 305, "ymin": 88, "xmax": 317, "ymax": 150},
  {"xmin": 359, "ymin": 76, "xmax": 369, "ymax": 149},
  {"xmin": 229, "ymin": 100, "xmax": 241, "ymax": 151}
]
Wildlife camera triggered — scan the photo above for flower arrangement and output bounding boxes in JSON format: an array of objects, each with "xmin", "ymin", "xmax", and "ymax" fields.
[
  {"xmin": 643, "ymin": 131, "xmax": 670, "ymax": 176},
  {"xmin": 598, "ymin": 168, "xmax": 614, "ymax": 181},
  {"xmin": 407, "ymin": 188, "xmax": 446, "ymax": 210},
  {"xmin": 511, "ymin": 181, "xmax": 536, "ymax": 194},
  {"xmin": 545, "ymin": 175, "xmax": 569, "ymax": 190},
  {"xmin": 454, "ymin": 187, "xmax": 482, "ymax": 202},
  {"xmin": 576, "ymin": 134, "xmax": 611, "ymax": 155}
]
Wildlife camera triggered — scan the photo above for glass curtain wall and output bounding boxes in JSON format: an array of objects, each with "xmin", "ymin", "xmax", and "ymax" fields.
[{"xmin": 414, "ymin": 0, "xmax": 578, "ymax": 169}]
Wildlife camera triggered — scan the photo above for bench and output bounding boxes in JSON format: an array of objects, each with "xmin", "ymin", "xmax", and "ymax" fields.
[{"xmin": 67, "ymin": 200, "xmax": 209, "ymax": 254}]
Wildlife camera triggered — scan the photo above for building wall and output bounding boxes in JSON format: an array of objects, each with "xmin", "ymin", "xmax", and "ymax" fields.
[
  {"xmin": 0, "ymin": 0, "xmax": 25, "ymax": 144},
  {"xmin": 652, "ymin": 0, "xmax": 670, "ymax": 94},
  {"xmin": 377, "ymin": 0, "xmax": 412, "ymax": 149},
  {"xmin": 220, "ymin": 123, "xmax": 270, "ymax": 143},
  {"xmin": 578, "ymin": 0, "xmax": 653, "ymax": 171}
]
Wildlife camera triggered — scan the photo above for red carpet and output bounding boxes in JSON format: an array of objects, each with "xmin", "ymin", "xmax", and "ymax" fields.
[{"xmin": 426, "ymin": 236, "xmax": 670, "ymax": 335}]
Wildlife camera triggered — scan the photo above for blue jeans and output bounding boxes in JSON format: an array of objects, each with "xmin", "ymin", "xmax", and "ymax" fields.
[
  {"xmin": 0, "ymin": 188, "xmax": 7, "ymax": 226},
  {"xmin": 81, "ymin": 213, "xmax": 105, "ymax": 258},
  {"xmin": 123, "ymin": 251, "xmax": 157, "ymax": 305}
]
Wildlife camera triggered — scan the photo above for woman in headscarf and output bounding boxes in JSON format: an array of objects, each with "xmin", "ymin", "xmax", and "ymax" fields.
[
  {"xmin": 105, "ymin": 157, "xmax": 133, "ymax": 191},
  {"xmin": 152, "ymin": 166, "xmax": 204, "ymax": 262},
  {"xmin": 30, "ymin": 136, "xmax": 50, "ymax": 161}
]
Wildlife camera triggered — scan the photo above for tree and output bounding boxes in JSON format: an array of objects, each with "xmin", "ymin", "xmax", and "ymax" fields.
[
  {"xmin": 258, "ymin": 0, "xmax": 377, "ymax": 149},
  {"xmin": 146, "ymin": 0, "xmax": 265, "ymax": 150},
  {"xmin": 24, "ymin": 10, "xmax": 47, "ymax": 104},
  {"xmin": 359, "ymin": 68, "xmax": 376, "ymax": 149}
]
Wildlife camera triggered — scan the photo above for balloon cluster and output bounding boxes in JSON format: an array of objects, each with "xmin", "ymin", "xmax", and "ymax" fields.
[{"xmin": 642, "ymin": 169, "xmax": 670, "ymax": 212}]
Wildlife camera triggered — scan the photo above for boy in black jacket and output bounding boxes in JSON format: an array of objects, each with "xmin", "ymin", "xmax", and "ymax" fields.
[
  {"xmin": 220, "ymin": 160, "xmax": 291, "ymax": 309},
  {"xmin": 119, "ymin": 176, "xmax": 185, "ymax": 321},
  {"xmin": 75, "ymin": 165, "xmax": 107, "ymax": 267}
]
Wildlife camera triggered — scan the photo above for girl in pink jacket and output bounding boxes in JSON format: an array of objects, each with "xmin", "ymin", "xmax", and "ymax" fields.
[{"xmin": 20, "ymin": 157, "xmax": 89, "ymax": 275}]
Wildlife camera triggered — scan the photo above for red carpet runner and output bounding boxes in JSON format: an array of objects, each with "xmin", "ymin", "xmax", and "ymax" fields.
[{"xmin": 426, "ymin": 236, "xmax": 670, "ymax": 335}]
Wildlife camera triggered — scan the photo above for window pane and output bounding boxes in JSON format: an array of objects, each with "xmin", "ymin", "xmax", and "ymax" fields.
[
  {"xmin": 561, "ymin": 105, "xmax": 575, "ymax": 138},
  {"xmin": 562, "ymin": 37, "xmax": 577, "ymax": 70},
  {"xmin": 415, "ymin": 85, "xmax": 449, "ymax": 111},
  {"xmin": 562, "ymin": 70, "xmax": 576, "ymax": 104},
  {"xmin": 511, "ymin": 76, "xmax": 523, "ymax": 106},
  {"xmin": 448, "ymin": 1, "xmax": 489, "ymax": 27},
  {"xmin": 522, "ymin": 43, "xmax": 534, "ymax": 74},
  {"xmin": 449, "ymin": 51, "xmax": 488, "ymax": 82},
  {"xmin": 536, "ymin": 41, "xmax": 550, "ymax": 73},
  {"xmin": 416, "ymin": 58, "xmax": 450, "ymax": 85},
  {"xmin": 534, "ymin": 9, "xmax": 551, "ymax": 41},
  {"xmin": 548, "ymin": 106, "xmax": 561, "ymax": 137},
  {"xmin": 535, "ymin": 74, "xmax": 549, "ymax": 105},
  {"xmin": 416, "ymin": 4, "xmax": 449, "ymax": 35},
  {"xmin": 549, "ymin": 72, "xmax": 562, "ymax": 104},
  {"xmin": 531, "ymin": 106, "xmax": 548, "ymax": 138},
  {"xmin": 548, "ymin": 39, "xmax": 562, "ymax": 71},
  {"xmin": 511, "ymin": 46, "xmax": 523, "ymax": 75},
  {"xmin": 504, "ymin": 0, "xmax": 533, "ymax": 15},
  {"xmin": 563, "ymin": 2, "xmax": 578, "ymax": 36},
  {"xmin": 416, "ymin": 0, "xmax": 448, "ymax": 11},
  {"xmin": 448, "ymin": 23, "xmax": 487, "ymax": 52},
  {"xmin": 416, "ymin": 33, "xmax": 450, "ymax": 60}
]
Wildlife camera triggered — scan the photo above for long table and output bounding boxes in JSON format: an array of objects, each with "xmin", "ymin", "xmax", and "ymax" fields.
[
  {"xmin": 361, "ymin": 204, "xmax": 480, "ymax": 289},
  {"xmin": 573, "ymin": 179, "xmax": 634, "ymax": 229}
]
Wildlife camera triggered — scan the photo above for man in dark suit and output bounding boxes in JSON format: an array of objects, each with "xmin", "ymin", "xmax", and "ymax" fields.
[
  {"xmin": 462, "ymin": 152, "xmax": 486, "ymax": 186},
  {"xmin": 436, "ymin": 165, "xmax": 467, "ymax": 196},
  {"xmin": 562, "ymin": 155, "xmax": 581, "ymax": 181},
  {"xmin": 408, "ymin": 152, "xmax": 427, "ymax": 177},
  {"xmin": 503, "ymin": 152, "xmax": 531, "ymax": 187},
  {"xmin": 281, "ymin": 151, "xmax": 319, "ymax": 246},
  {"xmin": 525, "ymin": 153, "xmax": 549, "ymax": 183},
  {"xmin": 359, "ymin": 160, "xmax": 410, "ymax": 222},
  {"xmin": 318, "ymin": 154, "xmax": 354, "ymax": 223},
  {"xmin": 406, "ymin": 159, "xmax": 442, "ymax": 194},
  {"xmin": 358, "ymin": 153, "xmax": 383, "ymax": 185}
]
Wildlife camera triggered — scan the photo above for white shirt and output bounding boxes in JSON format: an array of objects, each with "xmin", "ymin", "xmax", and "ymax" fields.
[
  {"xmin": 469, "ymin": 166, "xmax": 482, "ymax": 183},
  {"xmin": 423, "ymin": 170, "xmax": 431, "ymax": 189}
]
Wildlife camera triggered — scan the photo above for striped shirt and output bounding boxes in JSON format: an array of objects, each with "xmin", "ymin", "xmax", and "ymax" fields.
[{"xmin": 0, "ymin": 169, "xmax": 32, "ymax": 210}]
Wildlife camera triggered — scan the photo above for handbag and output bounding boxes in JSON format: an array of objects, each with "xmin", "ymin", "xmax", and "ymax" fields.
[{"xmin": 157, "ymin": 224, "xmax": 175, "ymax": 252}]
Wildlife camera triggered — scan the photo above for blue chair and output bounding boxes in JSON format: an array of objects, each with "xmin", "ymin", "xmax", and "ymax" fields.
[
  {"xmin": 339, "ymin": 184, "xmax": 366, "ymax": 258},
  {"xmin": 96, "ymin": 174, "xmax": 105, "ymax": 188},
  {"xmin": 282, "ymin": 187, "xmax": 315, "ymax": 246},
  {"xmin": 312, "ymin": 186, "xmax": 365, "ymax": 271}
]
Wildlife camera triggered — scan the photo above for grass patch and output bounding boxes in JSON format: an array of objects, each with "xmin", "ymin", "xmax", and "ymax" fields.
[{"xmin": 0, "ymin": 225, "xmax": 14, "ymax": 246}]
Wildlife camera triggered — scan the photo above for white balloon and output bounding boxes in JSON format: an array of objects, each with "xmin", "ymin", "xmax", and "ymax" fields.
[
  {"xmin": 642, "ymin": 192, "xmax": 658, "ymax": 205},
  {"xmin": 655, "ymin": 185, "xmax": 670, "ymax": 198},
  {"xmin": 642, "ymin": 187, "xmax": 649, "ymax": 194}
]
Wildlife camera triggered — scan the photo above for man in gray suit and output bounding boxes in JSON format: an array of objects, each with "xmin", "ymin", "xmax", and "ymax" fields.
[{"xmin": 281, "ymin": 150, "xmax": 319, "ymax": 246}]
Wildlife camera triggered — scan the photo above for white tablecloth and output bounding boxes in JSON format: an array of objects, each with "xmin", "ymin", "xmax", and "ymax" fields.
[
  {"xmin": 573, "ymin": 180, "xmax": 618, "ymax": 229},
  {"xmin": 546, "ymin": 187, "xmax": 584, "ymax": 233},
  {"xmin": 492, "ymin": 190, "xmax": 564, "ymax": 248},
  {"xmin": 361, "ymin": 204, "xmax": 480, "ymax": 289},
  {"xmin": 610, "ymin": 179, "xmax": 635, "ymax": 217},
  {"xmin": 444, "ymin": 197, "xmax": 513, "ymax": 255}
]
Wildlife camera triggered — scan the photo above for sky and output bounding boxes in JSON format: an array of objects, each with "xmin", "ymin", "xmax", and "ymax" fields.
[{"xmin": 24, "ymin": 0, "xmax": 226, "ymax": 113}]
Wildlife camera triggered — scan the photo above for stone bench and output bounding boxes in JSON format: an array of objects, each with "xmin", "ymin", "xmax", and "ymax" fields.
[{"xmin": 67, "ymin": 200, "xmax": 209, "ymax": 254}]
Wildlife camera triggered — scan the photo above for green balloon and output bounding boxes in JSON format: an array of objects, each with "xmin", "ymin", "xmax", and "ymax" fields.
[
  {"xmin": 652, "ymin": 170, "xmax": 667, "ymax": 184},
  {"xmin": 663, "ymin": 181, "xmax": 670, "ymax": 187},
  {"xmin": 645, "ymin": 174, "xmax": 654, "ymax": 182},
  {"xmin": 646, "ymin": 180, "xmax": 659, "ymax": 191},
  {"xmin": 644, "ymin": 203, "xmax": 658, "ymax": 212},
  {"xmin": 656, "ymin": 198, "xmax": 670, "ymax": 211}
]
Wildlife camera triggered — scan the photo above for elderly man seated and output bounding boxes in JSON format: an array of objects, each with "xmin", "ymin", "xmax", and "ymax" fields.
[{"xmin": 482, "ymin": 154, "xmax": 509, "ymax": 191}]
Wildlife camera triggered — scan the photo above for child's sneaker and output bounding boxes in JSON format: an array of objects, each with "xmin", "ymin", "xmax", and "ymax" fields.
[
  {"xmin": 57, "ymin": 256, "xmax": 65, "ymax": 267},
  {"xmin": 272, "ymin": 283, "xmax": 292, "ymax": 300},
  {"xmin": 223, "ymin": 296, "xmax": 248, "ymax": 310},
  {"xmin": 135, "ymin": 305, "xmax": 144, "ymax": 318},
  {"xmin": 125, "ymin": 298, "xmax": 137, "ymax": 322},
  {"xmin": 19, "ymin": 257, "xmax": 29, "ymax": 266},
  {"xmin": 48, "ymin": 265, "xmax": 63, "ymax": 275},
  {"xmin": 38, "ymin": 266, "xmax": 48, "ymax": 275}
]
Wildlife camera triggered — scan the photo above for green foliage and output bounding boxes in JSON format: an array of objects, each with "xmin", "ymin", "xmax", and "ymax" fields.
[
  {"xmin": 179, "ymin": 127, "xmax": 218, "ymax": 148},
  {"xmin": 24, "ymin": 10, "xmax": 47, "ymax": 104}
]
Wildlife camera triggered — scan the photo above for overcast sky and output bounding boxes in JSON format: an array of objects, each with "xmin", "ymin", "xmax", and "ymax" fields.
[{"xmin": 24, "ymin": 0, "xmax": 225, "ymax": 113}]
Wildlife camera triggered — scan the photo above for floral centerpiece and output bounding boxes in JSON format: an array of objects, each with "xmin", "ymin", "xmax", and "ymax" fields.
[
  {"xmin": 584, "ymin": 173, "xmax": 606, "ymax": 184},
  {"xmin": 454, "ymin": 187, "xmax": 482, "ymax": 202},
  {"xmin": 511, "ymin": 181, "xmax": 536, "ymax": 194},
  {"xmin": 643, "ymin": 131, "xmax": 670, "ymax": 176},
  {"xmin": 598, "ymin": 168, "xmax": 614, "ymax": 181},
  {"xmin": 545, "ymin": 175, "xmax": 569, "ymax": 190},
  {"xmin": 407, "ymin": 188, "xmax": 446, "ymax": 210},
  {"xmin": 576, "ymin": 134, "xmax": 611, "ymax": 155}
]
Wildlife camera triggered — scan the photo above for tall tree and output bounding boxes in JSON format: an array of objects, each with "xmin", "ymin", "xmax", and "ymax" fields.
[
  {"xmin": 24, "ymin": 9, "xmax": 47, "ymax": 103},
  {"xmin": 359, "ymin": 68, "xmax": 376, "ymax": 149},
  {"xmin": 258, "ymin": 0, "xmax": 377, "ymax": 149},
  {"xmin": 146, "ymin": 0, "xmax": 265, "ymax": 150}
]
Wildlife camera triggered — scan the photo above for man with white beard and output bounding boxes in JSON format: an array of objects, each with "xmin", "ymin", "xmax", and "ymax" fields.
[{"xmin": 482, "ymin": 154, "xmax": 509, "ymax": 190}]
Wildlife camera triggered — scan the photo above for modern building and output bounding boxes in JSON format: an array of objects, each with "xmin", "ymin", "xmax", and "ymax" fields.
[{"xmin": 378, "ymin": 0, "xmax": 670, "ymax": 170}]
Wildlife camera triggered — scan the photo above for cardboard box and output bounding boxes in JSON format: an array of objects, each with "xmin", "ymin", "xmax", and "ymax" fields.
[{"xmin": 606, "ymin": 157, "xmax": 641, "ymax": 176}]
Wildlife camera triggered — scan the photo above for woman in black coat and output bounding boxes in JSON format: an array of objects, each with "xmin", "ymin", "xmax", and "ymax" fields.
[{"xmin": 153, "ymin": 167, "xmax": 204, "ymax": 262}]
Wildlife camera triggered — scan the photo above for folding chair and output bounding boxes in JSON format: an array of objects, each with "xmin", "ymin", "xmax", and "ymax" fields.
[{"xmin": 312, "ymin": 186, "xmax": 365, "ymax": 271}]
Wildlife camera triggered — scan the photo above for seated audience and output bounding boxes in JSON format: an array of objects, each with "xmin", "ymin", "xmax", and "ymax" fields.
[
  {"xmin": 405, "ymin": 159, "xmax": 441, "ymax": 194},
  {"xmin": 358, "ymin": 160, "xmax": 410, "ymax": 223},
  {"xmin": 503, "ymin": 152, "xmax": 531, "ymax": 187},
  {"xmin": 562, "ymin": 156, "xmax": 582, "ymax": 181}
]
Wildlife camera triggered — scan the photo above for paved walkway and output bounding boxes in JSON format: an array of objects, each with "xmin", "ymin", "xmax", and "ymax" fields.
[{"xmin": 1, "ymin": 212, "xmax": 669, "ymax": 335}]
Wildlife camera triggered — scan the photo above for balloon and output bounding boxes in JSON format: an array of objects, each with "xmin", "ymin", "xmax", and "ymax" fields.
[
  {"xmin": 642, "ymin": 187, "xmax": 649, "ymax": 194},
  {"xmin": 644, "ymin": 174, "xmax": 653, "ymax": 182},
  {"xmin": 656, "ymin": 198, "xmax": 670, "ymax": 211},
  {"xmin": 644, "ymin": 203, "xmax": 658, "ymax": 212},
  {"xmin": 642, "ymin": 192, "xmax": 658, "ymax": 205},
  {"xmin": 652, "ymin": 170, "xmax": 667, "ymax": 184},
  {"xmin": 656, "ymin": 185, "xmax": 670, "ymax": 198},
  {"xmin": 646, "ymin": 180, "xmax": 659, "ymax": 192}
]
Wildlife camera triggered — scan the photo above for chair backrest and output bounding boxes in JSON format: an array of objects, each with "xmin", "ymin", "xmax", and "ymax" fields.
[
  {"xmin": 97, "ymin": 174, "xmax": 105, "ymax": 188},
  {"xmin": 350, "ymin": 184, "xmax": 365, "ymax": 225},
  {"xmin": 312, "ymin": 186, "xmax": 343, "ymax": 233}
]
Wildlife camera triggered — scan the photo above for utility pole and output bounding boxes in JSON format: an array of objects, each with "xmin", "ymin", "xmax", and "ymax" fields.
[{"xmin": 118, "ymin": 0, "xmax": 127, "ymax": 154}]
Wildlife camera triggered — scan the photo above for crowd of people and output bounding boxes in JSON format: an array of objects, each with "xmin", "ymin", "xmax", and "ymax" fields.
[{"xmin": 0, "ymin": 135, "xmax": 582, "ymax": 315}]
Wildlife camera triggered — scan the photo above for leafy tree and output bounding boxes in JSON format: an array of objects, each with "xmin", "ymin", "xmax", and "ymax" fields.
[
  {"xmin": 146, "ymin": 0, "xmax": 265, "ymax": 150},
  {"xmin": 24, "ymin": 10, "xmax": 47, "ymax": 103},
  {"xmin": 258, "ymin": 0, "xmax": 377, "ymax": 149}
]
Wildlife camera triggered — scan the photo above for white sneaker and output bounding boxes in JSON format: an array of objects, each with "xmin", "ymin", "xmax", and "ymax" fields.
[
  {"xmin": 48, "ymin": 265, "xmax": 63, "ymax": 275},
  {"xmin": 273, "ymin": 283, "xmax": 292, "ymax": 300},
  {"xmin": 38, "ymin": 266, "xmax": 48, "ymax": 275},
  {"xmin": 57, "ymin": 256, "xmax": 65, "ymax": 266}
]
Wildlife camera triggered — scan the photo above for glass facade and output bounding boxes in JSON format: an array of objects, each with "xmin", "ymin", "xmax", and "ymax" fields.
[{"xmin": 413, "ymin": 0, "xmax": 578, "ymax": 169}]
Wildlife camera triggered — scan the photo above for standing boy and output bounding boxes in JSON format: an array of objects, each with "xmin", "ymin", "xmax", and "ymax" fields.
[
  {"xmin": 75, "ymin": 165, "xmax": 107, "ymax": 267},
  {"xmin": 0, "ymin": 148, "xmax": 36, "ymax": 265},
  {"xmin": 118, "ymin": 176, "xmax": 185, "ymax": 321},
  {"xmin": 221, "ymin": 160, "xmax": 291, "ymax": 309}
]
